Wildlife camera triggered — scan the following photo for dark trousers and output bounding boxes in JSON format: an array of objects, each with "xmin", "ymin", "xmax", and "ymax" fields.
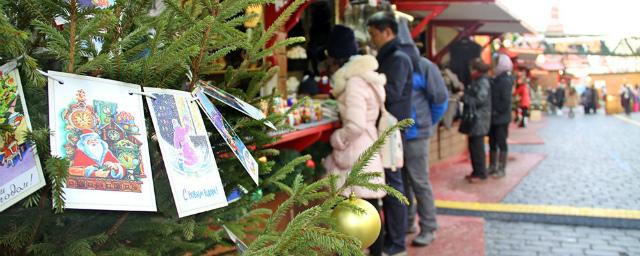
[
  {"xmin": 623, "ymin": 100, "xmax": 632, "ymax": 115},
  {"xmin": 468, "ymin": 135, "xmax": 487, "ymax": 178},
  {"xmin": 584, "ymin": 105, "xmax": 595, "ymax": 114},
  {"xmin": 365, "ymin": 198, "xmax": 384, "ymax": 256},
  {"xmin": 521, "ymin": 107, "xmax": 529, "ymax": 118},
  {"xmin": 382, "ymin": 169, "xmax": 407, "ymax": 254},
  {"xmin": 489, "ymin": 124, "xmax": 509, "ymax": 153},
  {"xmin": 519, "ymin": 107, "xmax": 529, "ymax": 126}
]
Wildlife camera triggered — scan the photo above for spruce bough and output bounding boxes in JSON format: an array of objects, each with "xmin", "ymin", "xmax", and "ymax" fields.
[{"xmin": 0, "ymin": 0, "xmax": 410, "ymax": 255}]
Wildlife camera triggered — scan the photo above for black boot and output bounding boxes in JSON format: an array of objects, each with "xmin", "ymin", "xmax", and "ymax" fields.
[
  {"xmin": 492, "ymin": 152, "xmax": 508, "ymax": 178},
  {"xmin": 488, "ymin": 151, "xmax": 498, "ymax": 175}
]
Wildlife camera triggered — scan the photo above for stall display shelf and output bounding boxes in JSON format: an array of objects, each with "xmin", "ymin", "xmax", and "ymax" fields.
[{"xmin": 266, "ymin": 118, "xmax": 341, "ymax": 151}]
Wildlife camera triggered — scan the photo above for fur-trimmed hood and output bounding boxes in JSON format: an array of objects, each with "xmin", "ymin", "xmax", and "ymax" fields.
[{"xmin": 331, "ymin": 55, "xmax": 386, "ymax": 100}]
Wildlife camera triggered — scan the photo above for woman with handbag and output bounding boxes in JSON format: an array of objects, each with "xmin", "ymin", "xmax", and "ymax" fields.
[
  {"xmin": 321, "ymin": 25, "xmax": 388, "ymax": 256},
  {"xmin": 460, "ymin": 58, "xmax": 492, "ymax": 183}
]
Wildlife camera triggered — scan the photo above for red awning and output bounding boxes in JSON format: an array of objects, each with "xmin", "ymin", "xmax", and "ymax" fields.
[{"xmin": 395, "ymin": 0, "xmax": 535, "ymax": 34}]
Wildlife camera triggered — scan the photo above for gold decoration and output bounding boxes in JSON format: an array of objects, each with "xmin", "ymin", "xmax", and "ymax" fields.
[
  {"xmin": 258, "ymin": 156, "xmax": 267, "ymax": 163},
  {"xmin": 244, "ymin": 5, "xmax": 263, "ymax": 28},
  {"xmin": 331, "ymin": 194, "xmax": 381, "ymax": 249}
]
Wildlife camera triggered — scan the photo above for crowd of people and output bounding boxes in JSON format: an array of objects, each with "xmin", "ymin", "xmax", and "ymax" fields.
[
  {"xmin": 321, "ymin": 8, "xmax": 523, "ymax": 255},
  {"xmin": 620, "ymin": 84, "xmax": 640, "ymax": 115},
  {"xmin": 317, "ymin": 9, "xmax": 639, "ymax": 256},
  {"xmin": 544, "ymin": 85, "xmax": 598, "ymax": 116},
  {"xmin": 323, "ymin": 12, "xmax": 447, "ymax": 256},
  {"xmin": 458, "ymin": 54, "xmax": 515, "ymax": 182}
]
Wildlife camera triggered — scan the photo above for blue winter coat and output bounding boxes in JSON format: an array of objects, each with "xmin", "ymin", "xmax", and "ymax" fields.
[{"xmin": 397, "ymin": 19, "xmax": 449, "ymax": 140}]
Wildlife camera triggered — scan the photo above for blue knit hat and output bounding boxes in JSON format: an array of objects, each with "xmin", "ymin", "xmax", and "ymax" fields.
[{"xmin": 327, "ymin": 25, "xmax": 358, "ymax": 59}]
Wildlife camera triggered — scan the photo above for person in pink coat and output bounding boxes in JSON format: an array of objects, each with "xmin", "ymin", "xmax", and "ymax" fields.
[{"xmin": 322, "ymin": 25, "xmax": 387, "ymax": 256}]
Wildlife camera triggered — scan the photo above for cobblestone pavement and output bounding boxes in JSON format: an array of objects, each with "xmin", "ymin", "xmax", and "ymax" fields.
[
  {"xmin": 486, "ymin": 220, "xmax": 640, "ymax": 256},
  {"xmin": 502, "ymin": 111, "xmax": 640, "ymax": 209},
  {"xmin": 484, "ymin": 111, "xmax": 640, "ymax": 256}
]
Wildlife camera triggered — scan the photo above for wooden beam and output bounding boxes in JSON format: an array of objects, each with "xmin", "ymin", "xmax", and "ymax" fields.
[
  {"xmin": 394, "ymin": 3, "xmax": 448, "ymax": 38},
  {"xmin": 434, "ymin": 21, "xmax": 483, "ymax": 63}
]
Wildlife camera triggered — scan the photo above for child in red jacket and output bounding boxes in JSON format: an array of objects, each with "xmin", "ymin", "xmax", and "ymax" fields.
[{"xmin": 514, "ymin": 81, "xmax": 531, "ymax": 127}]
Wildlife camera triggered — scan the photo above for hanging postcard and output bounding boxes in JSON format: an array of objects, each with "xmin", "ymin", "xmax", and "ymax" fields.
[
  {"xmin": 145, "ymin": 88, "xmax": 227, "ymax": 217},
  {"xmin": 193, "ymin": 88, "xmax": 260, "ymax": 185},
  {"xmin": 0, "ymin": 61, "xmax": 46, "ymax": 212},
  {"xmin": 223, "ymin": 225, "xmax": 249, "ymax": 253},
  {"xmin": 197, "ymin": 82, "xmax": 276, "ymax": 130},
  {"xmin": 47, "ymin": 71, "xmax": 156, "ymax": 211}
]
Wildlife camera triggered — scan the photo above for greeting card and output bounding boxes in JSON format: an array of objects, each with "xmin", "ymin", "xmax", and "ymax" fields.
[
  {"xmin": 0, "ymin": 61, "xmax": 46, "ymax": 212},
  {"xmin": 48, "ymin": 71, "xmax": 156, "ymax": 211},
  {"xmin": 193, "ymin": 88, "xmax": 259, "ymax": 185},
  {"xmin": 145, "ymin": 88, "xmax": 227, "ymax": 217},
  {"xmin": 198, "ymin": 83, "xmax": 276, "ymax": 130}
]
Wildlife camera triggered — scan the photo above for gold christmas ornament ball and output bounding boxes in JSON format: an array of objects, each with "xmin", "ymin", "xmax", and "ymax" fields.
[
  {"xmin": 258, "ymin": 156, "xmax": 267, "ymax": 163},
  {"xmin": 331, "ymin": 196, "xmax": 381, "ymax": 248}
]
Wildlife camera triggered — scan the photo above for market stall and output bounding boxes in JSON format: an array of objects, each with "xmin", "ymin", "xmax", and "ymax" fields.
[
  {"xmin": 390, "ymin": 0, "xmax": 535, "ymax": 162},
  {"xmin": 260, "ymin": 0, "xmax": 536, "ymax": 160}
]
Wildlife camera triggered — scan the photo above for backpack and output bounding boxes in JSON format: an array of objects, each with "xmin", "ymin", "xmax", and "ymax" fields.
[{"xmin": 367, "ymin": 83, "xmax": 404, "ymax": 171}]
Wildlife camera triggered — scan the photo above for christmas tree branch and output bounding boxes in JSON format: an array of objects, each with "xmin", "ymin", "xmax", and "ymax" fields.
[
  {"xmin": 186, "ymin": 0, "xmax": 221, "ymax": 90},
  {"xmin": 19, "ymin": 189, "xmax": 48, "ymax": 256},
  {"xmin": 93, "ymin": 212, "xmax": 130, "ymax": 251},
  {"xmin": 189, "ymin": 22, "xmax": 213, "ymax": 90},
  {"xmin": 67, "ymin": 0, "xmax": 77, "ymax": 73}
]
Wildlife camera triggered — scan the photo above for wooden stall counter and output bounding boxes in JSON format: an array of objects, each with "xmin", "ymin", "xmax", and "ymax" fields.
[{"xmin": 266, "ymin": 119, "xmax": 341, "ymax": 151}]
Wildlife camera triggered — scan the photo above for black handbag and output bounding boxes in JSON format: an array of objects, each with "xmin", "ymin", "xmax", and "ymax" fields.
[{"xmin": 458, "ymin": 103, "xmax": 476, "ymax": 134}]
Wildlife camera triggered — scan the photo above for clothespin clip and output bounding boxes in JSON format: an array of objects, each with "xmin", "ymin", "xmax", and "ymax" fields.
[
  {"xmin": 128, "ymin": 91, "xmax": 157, "ymax": 100},
  {"xmin": 14, "ymin": 55, "xmax": 25, "ymax": 67},
  {"xmin": 37, "ymin": 69, "xmax": 64, "ymax": 84},
  {"xmin": 186, "ymin": 70, "xmax": 193, "ymax": 83}
]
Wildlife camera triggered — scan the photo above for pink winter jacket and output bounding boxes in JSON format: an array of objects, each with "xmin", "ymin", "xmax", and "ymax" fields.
[{"xmin": 323, "ymin": 55, "xmax": 387, "ymax": 199}]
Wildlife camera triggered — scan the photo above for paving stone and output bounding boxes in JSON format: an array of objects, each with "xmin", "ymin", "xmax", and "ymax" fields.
[
  {"xmin": 486, "ymin": 221, "xmax": 640, "ymax": 256},
  {"xmin": 561, "ymin": 241, "xmax": 591, "ymax": 249},
  {"xmin": 579, "ymin": 237, "xmax": 611, "ymax": 245},
  {"xmin": 551, "ymin": 247, "xmax": 585, "ymax": 254},
  {"xmin": 590, "ymin": 244, "xmax": 628, "ymax": 252},
  {"xmin": 502, "ymin": 113, "xmax": 640, "ymax": 210},
  {"xmin": 584, "ymin": 249, "xmax": 622, "ymax": 256},
  {"xmin": 483, "ymin": 114, "xmax": 640, "ymax": 255}
]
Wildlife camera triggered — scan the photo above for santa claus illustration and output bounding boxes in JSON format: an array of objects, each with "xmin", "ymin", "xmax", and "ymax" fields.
[{"xmin": 72, "ymin": 129, "xmax": 126, "ymax": 179}]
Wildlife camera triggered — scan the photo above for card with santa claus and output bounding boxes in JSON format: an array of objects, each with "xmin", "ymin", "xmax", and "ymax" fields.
[
  {"xmin": 47, "ymin": 71, "xmax": 156, "ymax": 211},
  {"xmin": 193, "ymin": 87, "xmax": 260, "ymax": 186},
  {"xmin": 144, "ymin": 87, "xmax": 228, "ymax": 217},
  {"xmin": 0, "ymin": 60, "xmax": 46, "ymax": 212}
]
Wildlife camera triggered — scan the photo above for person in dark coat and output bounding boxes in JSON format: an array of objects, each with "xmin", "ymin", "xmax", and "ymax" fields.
[
  {"xmin": 547, "ymin": 88, "xmax": 557, "ymax": 114},
  {"xmin": 621, "ymin": 84, "xmax": 634, "ymax": 115},
  {"xmin": 581, "ymin": 85, "xmax": 597, "ymax": 114},
  {"xmin": 367, "ymin": 11, "xmax": 412, "ymax": 256},
  {"xmin": 555, "ymin": 84, "xmax": 566, "ymax": 113},
  {"xmin": 489, "ymin": 53, "xmax": 514, "ymax": 178},
  {"xmin": 460, "ymin": 58, "xmax": 492, "ymax": 182}
]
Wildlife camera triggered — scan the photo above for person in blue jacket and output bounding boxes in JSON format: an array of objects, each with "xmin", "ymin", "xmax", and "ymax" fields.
[{"xmin": 396, "ymin": 18, "xmax": 449, "ymax": 247}]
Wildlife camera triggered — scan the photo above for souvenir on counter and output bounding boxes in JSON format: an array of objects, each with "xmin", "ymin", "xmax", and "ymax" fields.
[
  {"xmin": 48, "ymin": 71, "xmax": 156, "ymax": 211},
  {"xmin": 145, "ymin": 88, "xmax": 227, "ymax": 217},
  {"xmin": 0, "ymin": 61, "xmax": 46, "ymax": 212},
  {"xmin": 193, "ymin": 87, "xmax": 260, "ymax": 185},
  {"xmin": 198, "ymin": 82, "xmax": 276, "ymax": 130}
]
